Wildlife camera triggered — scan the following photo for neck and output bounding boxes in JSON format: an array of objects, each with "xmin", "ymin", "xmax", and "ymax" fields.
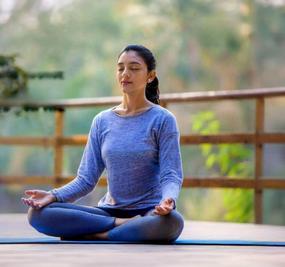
[{"xmin": 121, "ymin": 93, "xmax": 153, "ymax": 112}]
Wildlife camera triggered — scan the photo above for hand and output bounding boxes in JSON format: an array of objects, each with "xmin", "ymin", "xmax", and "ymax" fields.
[
  {"xmin": 21, "ymin": 190, "xmax": 56, "ymax": 210},
  {"xmin": 153, "ymin": 198, "xmax": 175, "ymax": 216}
]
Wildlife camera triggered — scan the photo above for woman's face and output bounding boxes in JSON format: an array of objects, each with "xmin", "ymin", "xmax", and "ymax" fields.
[{"xmin": 116, "ymin": 50, "xmax": 155, "ymax": 95}]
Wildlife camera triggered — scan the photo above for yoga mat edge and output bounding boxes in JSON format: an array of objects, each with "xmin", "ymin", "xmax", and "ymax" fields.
[{"xmin": 0, "ymin": 237, "xmax": 284, "ymax": 246}]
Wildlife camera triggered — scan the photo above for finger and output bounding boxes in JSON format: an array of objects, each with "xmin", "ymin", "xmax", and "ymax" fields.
[
  {"xmin": 155, "ymin": 206, "xmax": 163, "ymax": 211},
  {"xmin": 158, "ymin": 205, "xmax": 169, "ymax": 211},
  {"xmin": 162, "ymin": 203, "xmax": 173, "ymax": 210},
  {"xmin": 162, "ymin": 201, "xmax": 174, "ymax": 209},
  {"xmin": 155, "ymin": 206, "xmax": 168, "ymax": 214},
  {"xmin": 164, "ymin": 198, "xmax": 173, "ymax": 206},
  {"xmin": 156, "ymin": 205, "xmax": 172, "ymax": 215},
  {"xmin": 25, "ymin": 190, "xmax": 36, "ymax": 196},
  {"xmin": 28, "ymin": 199, "xmax": 38, "ymax": 208},
  {"xmin": 22, "ymin": 198, "xmax": 30, "ymax": 205},
  {"xmin": 22, "ymin": 198, "xmax": 39, "ymax": 209},
  {"xmin": 25, "ymin": 200, "xmax": 32, "ymax": 207},
  {"xmin": 154, "ymin": 209, "xmax": 168, "ymax": 216},
  {"xmin": 154, "ymin": 207, "xmax": 162, "ymax": 214},
  {"xmin": 159, "ymin": 207, "xmax": 171, "ymax": 215},
  {"xmin": 159, "ymin": 199, "xmax": 171, "ymax": 208},
  {"xmin": 153, "ymin": 209, "xmax": 163, "ymax": 215},
  {"xmin": 34, "ymin": 201, "xmax": 42, "ymax": 208},
  {"xmin": 23, "ymin": 199, "xmax": 32, "ymax": 207},
  {"xmin": 21, "ymin": 198, "xmax": 28, "ymax": 206}
]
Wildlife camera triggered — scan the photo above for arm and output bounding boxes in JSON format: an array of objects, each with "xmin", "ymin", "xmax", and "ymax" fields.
[
  {"xmin": 49, "ymin": 115, "xmax": 105, "ymax": 203},
  {"xmin": 158, "ymin": 113, "xmax": 183, "ymax": 210}
]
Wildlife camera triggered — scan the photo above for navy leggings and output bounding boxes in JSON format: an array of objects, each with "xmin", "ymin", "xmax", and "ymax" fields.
[{"xmin": 27, "ymin": 202, "xmax": 184, "ymax": 243}]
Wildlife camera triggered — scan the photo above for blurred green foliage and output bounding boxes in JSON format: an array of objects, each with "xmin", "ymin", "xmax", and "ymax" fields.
[
  {"xmin": 192, "ymin": 111, "xmax": 254, "ymax": 222},
  {"xmin": 0, "ymin": 54, "xmax": 28, "ymax": 97}
]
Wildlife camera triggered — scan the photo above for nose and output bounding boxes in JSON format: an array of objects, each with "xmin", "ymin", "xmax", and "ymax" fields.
[{"xmin": 121, "ymin": 68, "xmax": 130, "ymax": 78}]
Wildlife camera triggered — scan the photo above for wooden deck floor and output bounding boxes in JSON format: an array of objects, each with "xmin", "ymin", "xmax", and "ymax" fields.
[{"xmin": 0, "ymin": 213, "xmax": 285, "ymax": 267}]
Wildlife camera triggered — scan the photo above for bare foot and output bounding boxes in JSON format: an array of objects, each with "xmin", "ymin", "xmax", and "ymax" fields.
[
  {"xmin": 85, "ymin": 215, "xmax": 142, "ymax": 240},
  {"xmin": 114, "ymin": 214, "xmax": 141, "ymax": 226},
  {"xmin": 63, "ymin": 215, "xmax": 142, "ymax": 241}
]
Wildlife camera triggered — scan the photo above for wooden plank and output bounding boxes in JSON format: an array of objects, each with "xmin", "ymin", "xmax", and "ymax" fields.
[
  {"xmin": 2, "ymin": 133, "xmax": 285, "ymax": 146},
  {"xmin": 182, "ymin": 178, "xmax": 285, "ymax": 189},
  {"xmin": 160, "ymin": 87, "xmax": 285, "ymax": 103},
  {"xmin": 1, "ymin": 175, "xmax": 285, "ymax": 189},
  {"xmin": 0, "ymin": 136, "xmax": 54, "ymax": 146},
  {"xmin": 254, "ymin": 98, "xmax": 264, "ymax": 224},
  {"xmin": 0, "ymin": 175, "xmax": 54, "ymax": 185},
  {"xmin": 181, "ymin": 133, "xmax": 285, "ymax": 144},
  {"xmin": 0, "ymin": 87, "xmax": 285, "ymax": 108},
  {"xmin": 59, "ymin": 135, "xmax": 87, "ymax": 146}
]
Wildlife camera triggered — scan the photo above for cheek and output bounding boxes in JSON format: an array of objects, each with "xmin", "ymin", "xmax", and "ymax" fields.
[
  {"xmin": 116, "ymin": 72, "xmax": 121, "ymax": 81},
  {"xmin": 137, "ymin": 72, "xmax": 148, "ymax": 82}
]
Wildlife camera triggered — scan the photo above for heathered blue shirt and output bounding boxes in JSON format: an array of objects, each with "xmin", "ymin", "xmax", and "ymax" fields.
[{"xmin": 50, "ymin": 104, "xmax": 183, "ymax": 210}]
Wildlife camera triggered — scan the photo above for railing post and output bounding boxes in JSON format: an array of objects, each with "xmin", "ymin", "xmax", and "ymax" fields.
[
  {"xmin": 54, "ymin": 109, "xmax": 64, "ymax": 188},
  {"xmin": 254, "ymin": 97, "xmax": 264, "ymax": 224}
]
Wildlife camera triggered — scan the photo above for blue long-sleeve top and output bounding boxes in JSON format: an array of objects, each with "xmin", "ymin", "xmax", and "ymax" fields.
[{"xmin": 50, "ymin": 104, "xmax": 183, "ymax": 210}]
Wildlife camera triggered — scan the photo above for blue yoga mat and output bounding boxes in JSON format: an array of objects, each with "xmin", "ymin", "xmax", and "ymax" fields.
[{"xmin": 0, "ymin": 237, "xmax": 284, "ymax": 246}]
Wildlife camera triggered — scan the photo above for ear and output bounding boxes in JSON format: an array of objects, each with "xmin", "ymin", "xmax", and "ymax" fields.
[{"xmin": 147, "ymin": 70, "xmax": 156, "ymax": 83}]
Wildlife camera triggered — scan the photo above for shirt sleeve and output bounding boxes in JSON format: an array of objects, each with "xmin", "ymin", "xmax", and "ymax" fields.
[
  {"xmin": 158, "ymin": 112, "xmax": 183, "ymax": 208},
  {"xmin": 49, "ymin": 115, "xmax": 105, "ymax": 203}
]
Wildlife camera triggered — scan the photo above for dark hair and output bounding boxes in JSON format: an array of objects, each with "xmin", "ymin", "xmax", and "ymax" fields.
[{"xmin": 118, "ymin": 44, "xmax": 160, "ymax": 105}]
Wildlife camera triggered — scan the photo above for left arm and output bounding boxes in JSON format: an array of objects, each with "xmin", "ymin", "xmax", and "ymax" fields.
[{"xmin": 154, "ymin": 113, "xmax": 183, "ymax": 215}]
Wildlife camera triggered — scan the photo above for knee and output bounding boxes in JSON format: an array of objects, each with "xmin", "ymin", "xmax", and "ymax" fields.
[
  {"xmin": 27, "ymin": 207, "xmax": 41, "ymax": 227},
  {"xmin": 145, "ymin": 210, "xmax": 184, "ymax": 242},
  {"xmin": 163, "ymin": 210, "xmax": 184, "ymax": 241},
  {"xmin": 27, "ymin": 204, "xmax": 52, "ymax": 228}
]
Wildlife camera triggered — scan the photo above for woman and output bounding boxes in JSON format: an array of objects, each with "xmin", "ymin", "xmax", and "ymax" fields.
[{"xmin": 22, "ymin": 44, "xmax": 184, "ymax": 243}]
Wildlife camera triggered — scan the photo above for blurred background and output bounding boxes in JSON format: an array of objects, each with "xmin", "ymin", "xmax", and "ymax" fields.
[{"xmin": 0, "ymin": 0, "xmax": 284, "ymax": 225}]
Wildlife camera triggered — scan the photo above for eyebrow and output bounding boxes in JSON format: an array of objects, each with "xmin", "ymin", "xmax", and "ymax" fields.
[{"xmin": 117, "ymin": 61, "xmax": 142, "ymax": 66}]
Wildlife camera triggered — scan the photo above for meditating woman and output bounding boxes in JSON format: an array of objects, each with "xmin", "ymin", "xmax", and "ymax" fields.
[{"xmin": 22, "ymin": 44, "xmax": 184, "ymax": 243}]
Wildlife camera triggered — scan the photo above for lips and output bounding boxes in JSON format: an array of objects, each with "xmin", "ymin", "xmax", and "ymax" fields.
[{"xmin": 121, "ymin": 81, "xmax": 132, "ymax": 85}]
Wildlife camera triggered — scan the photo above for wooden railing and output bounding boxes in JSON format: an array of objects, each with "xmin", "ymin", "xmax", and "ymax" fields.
[{"xmin": 1, "ymin": 87, "xmax": 285, "ymax": 223}]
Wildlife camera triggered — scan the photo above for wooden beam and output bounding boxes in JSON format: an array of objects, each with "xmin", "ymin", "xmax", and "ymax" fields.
[
  {"xmin": 0, "ymin": 88, "xmax": 285, "ymax": 108},
  {"xmin": 0, "ymin": 176, "xmax": 55, "ymax": 185},
  {"xmin": 182, "ymin": 178, "xmax": 285, "ymax": 189},
  {"xmin": 54, "ymin": 110, "xmax": 64, "ymax": 188},
  {"xmin": 1, "ymin": 176, "xmax": 285, "ymax": 189},
  {"xmin": 0, "ymin": 136, "xmax": 54, "ymax": 146},
  {"xmin": 59, "ymin": 135, "xmax": 87, "ymax": 146},
  {"xmin": 254, "ymin": 98, "xmax": 264, "ymax": 224},
  {"xmin": 181, "ymin": 133, "xmax": 285, "ymax": 144},
  {"xmin": 2, "ymin": 133, "xmax": 285, "ymax": 146}
]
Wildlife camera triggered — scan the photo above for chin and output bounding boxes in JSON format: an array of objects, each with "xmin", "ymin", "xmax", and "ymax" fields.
[{"xmin": 121, "ymin": 87, "xmax": 134, "ymax": 94}]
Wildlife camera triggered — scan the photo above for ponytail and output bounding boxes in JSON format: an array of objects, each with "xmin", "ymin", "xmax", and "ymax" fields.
[{"xmin": 145, "ymin": 77, "xmax": 160, "ymax": 105}]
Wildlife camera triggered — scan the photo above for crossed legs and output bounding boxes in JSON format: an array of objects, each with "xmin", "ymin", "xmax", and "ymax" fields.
[{"xmin": 27, "ymin": 202, "xmax": 184, "ymax": 243}]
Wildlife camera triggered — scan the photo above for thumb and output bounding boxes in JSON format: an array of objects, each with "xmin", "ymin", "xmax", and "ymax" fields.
[
  {"xmin": 167, "ymin": 198, "xmax": 173, "ymax": 204},
  {"xmin": 25, "ymin": 190, "xmax": 37, "ymax": 196}
]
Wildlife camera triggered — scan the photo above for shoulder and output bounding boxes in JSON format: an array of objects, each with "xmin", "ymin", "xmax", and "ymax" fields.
[
  {"xmin": 151, "ymin": 104, "xmax": 177, "ymax": 121},
  {"xmin": 89, "ymin": 107, "xmax": 114, "ymax": 132},
  {"xmin": 92, "ymin": 107, "xmax": 113, "ymax": 122},
  {"xmin": 150, "ymin": 105, "xmax": 179, "ymax": 135},
  {"xmin": 152, "ymin": 105, "xmax": 178, "ymax": 127}
]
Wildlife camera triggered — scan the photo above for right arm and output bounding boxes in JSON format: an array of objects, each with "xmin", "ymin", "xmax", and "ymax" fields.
[
  {"xmin": 22, "ymin": 115, "xmax": 105, "ymax": 208},
  {"xmin": 49, "ymin": 115, "xmax": 105, "ymax": 203}
]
